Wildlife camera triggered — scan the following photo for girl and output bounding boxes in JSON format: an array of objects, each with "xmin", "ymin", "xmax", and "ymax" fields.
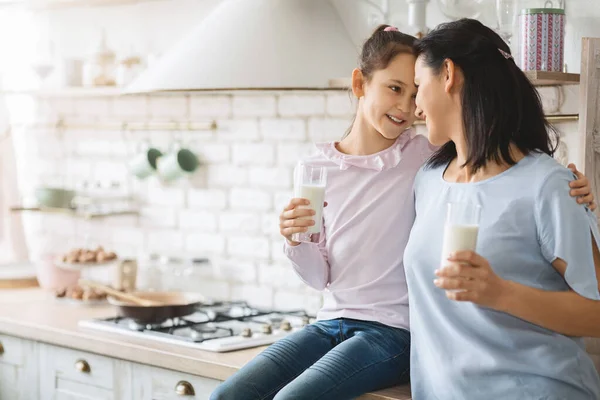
[
  {"xmin": 210, "ymin": 25, "xmax": 594, "ymax": 400},
  {"xmin": 405, "ymin": 19, "xmax": 600, "ymax": 399}
]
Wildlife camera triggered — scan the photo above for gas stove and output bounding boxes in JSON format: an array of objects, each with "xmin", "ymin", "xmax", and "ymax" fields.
[{"xmin": 78, "ymin": 301, "xmax": 315, "ymax": 352}]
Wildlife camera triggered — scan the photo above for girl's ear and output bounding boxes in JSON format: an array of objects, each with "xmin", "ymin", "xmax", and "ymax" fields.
[{"xmin": 352, "ymin": 68, "xmax": 365, "ymax": 98}]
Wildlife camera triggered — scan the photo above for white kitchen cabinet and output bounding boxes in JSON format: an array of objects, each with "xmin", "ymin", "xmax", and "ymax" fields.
[
  {"xmin": 132, "ymin": 364, "xmax": 221, "ymax": 400},
  {"xmin": 38, "ymin": 343, "xmax": 133, "ymax": 400},
  {"xmin": 0, "ymin": 333, "xmax": 39, "ymax": 400}
]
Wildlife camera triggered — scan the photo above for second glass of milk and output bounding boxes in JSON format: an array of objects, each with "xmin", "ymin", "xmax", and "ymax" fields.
[
  {"xmin": 441, "ymin": 201, "xmax": 482, "ymax": 290},
  {"xmin": 291, "ymin": 163, "xmax": 327, "ymax": 243}
]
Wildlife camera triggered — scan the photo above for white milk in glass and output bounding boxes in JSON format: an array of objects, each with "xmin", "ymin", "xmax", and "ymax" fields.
[
  {"xmin": 292, "ymin": 163, "xmax": 327, "ymax": 243},
  {"xmin": 441, "ymin": 224, "xmax": 479, "ymax": 263},
  {"xmin": 440, "ymin": 202, "xmax": 481, "ymax": 287},
  {"xmin": 296, "ymin": 183, "xmax": 326, "ymax": 234}
]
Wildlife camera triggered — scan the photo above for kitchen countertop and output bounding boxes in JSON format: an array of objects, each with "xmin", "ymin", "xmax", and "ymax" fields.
[{"xmin": 0, "ymin": 288, "xmax": 411, "ymax": 400}]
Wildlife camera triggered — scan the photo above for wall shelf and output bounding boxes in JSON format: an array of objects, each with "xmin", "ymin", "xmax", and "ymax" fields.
[
  {"xmin": 10, "ymin": 206, "xmax": 139, "ymax": 220},
  {"xmin": 329, "ymin": 71, "xmax": 581, "ymax": 89},
  {"xmin": 524, "ymin": 71, "xmax": 580, "ymax": 86}
]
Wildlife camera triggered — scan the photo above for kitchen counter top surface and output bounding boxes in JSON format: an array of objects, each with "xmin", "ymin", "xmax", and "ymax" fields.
[{"xmin": 0, "ymin": 288, "xmax": 411, "ymax": 400}]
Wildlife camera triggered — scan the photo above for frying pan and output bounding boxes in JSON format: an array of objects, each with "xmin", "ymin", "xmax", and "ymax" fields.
[{"xmin": 107, "ymin": 291, "xmax": 205, "ymax": 325}]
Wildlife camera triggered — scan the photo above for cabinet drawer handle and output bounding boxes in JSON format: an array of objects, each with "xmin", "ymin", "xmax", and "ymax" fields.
[
  {"xmin": 175, "ymin": 380, "xmax": 195, "ymax": 396},
  {"xmin": 75, "ymin": 359, "xmax": 91, "ymax": 373},
  {"xmin": 0, "ymin": 342, "xmax": 3, "ymax": 355}
]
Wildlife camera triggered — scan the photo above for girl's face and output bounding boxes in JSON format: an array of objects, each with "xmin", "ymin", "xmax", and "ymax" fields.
[
  {"xmin": 414, "ymin": 56, "xmax": 455, "ymax": 147},
  {"xmin": 359, "ymin": 53, "xmax": 418, "ymax": 140}
]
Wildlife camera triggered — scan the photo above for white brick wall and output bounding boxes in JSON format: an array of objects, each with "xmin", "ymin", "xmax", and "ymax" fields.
[
  {"xmin": 229, "ymin": 188, "xmax": 272, "ymax": 211},
  {"xmin": 232, "ymin": 95, "xmax": 277, "ymax": 117},
  {"xmin": 258, "ymin": 262, "xmax": 306, "ymax": 290},
  {"xmin": 215, "ymin": 258, "xmax": 258, "ymax": 283},
  {"xmin": 113, "ymin": 96, "xmax": 149, "ymax": 118},
  {"xmin": 18, "ymin": 90, "xmax": 338, "ymax": 313},
  {"xmin": 139, "ymin": 207, "xmax": 178, "ymax": 229},
  {"xmin": 326, "ymin": 93, "xmax": 356, "ymax": 117},
  {"xmin": 185, "ymin": 232, "xmax": 226, "ymax": 255},
  {"xmin": 207, "ymin": 165, "xmax": 249, "ymax": 187},
  {"xmin": 227, "ymin": 236, "xmax": 270, "ymax": 259},
  {"xmin": 146, "ymin": 229, "xmax": 185, "ymax": 251},
  {"xmin": 146, "ymin": 184, "xmax": 186, "ymax": 207},
  {"xmin": 178, "ymin": 210, "xmax": 218, "ymax": 231},
  {"xmin": 277, "ymin": 143, "xmax": 317, "ymax": 166},
  {"xmin": 188, "ymin": 189, "xmax": 227, "ymax": 210},
  {"xmin": 278, "ymin": 94, "xmax": 326, "ymax": 117},
  {"xmin": 249, "ymin": 167, "xmax": 293, "ymax": 188},
  {"xmin": 216, "ymin": 119, "xmax": 260, "ymax": 142},
  {"xmin": 148, "ymin": 96, "xmax": 189, "ymax": 119},
  {"xmin": 230, "ymin": 283, "xmax": 274, "ymax": 309},
  {"xmin": 231, "ymin": 143, "xmax": 275, "ymax": 166},
  {"xmin": 219, "ymin": 212, "xmax": 262, "ymax": 234},
  {"xmin": 189, "ymin": 96, "xmax": 232, "ymax": 119},
  {"xmin": 194, "ymin": 143, "xmax": 231, "ymax": 163},
  {"xmin": 308, "ymin": 118, "xmax": 351, "ymax": 142},
  {"xmin": 260, "ymin": 119, "xmax": 307, "ymax": 142}
]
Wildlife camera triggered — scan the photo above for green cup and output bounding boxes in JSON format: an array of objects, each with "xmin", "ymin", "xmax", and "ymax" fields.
[
  {"xmin": 157, "ymin": 148, "xmax": 199, "ymax": 182},
  {"xmin": 129, "ymin": 148, "xmax": 162, "ymax": 179}
]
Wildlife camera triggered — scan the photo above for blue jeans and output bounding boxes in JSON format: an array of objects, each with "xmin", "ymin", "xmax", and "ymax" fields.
[{"xmin": 210, "ymin": 318, "xmax": 410, "ymax": 400}]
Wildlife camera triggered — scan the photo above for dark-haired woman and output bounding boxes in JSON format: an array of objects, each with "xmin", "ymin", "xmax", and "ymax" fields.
[{"xmin": 404, "ymin": 18, "xmax": 600, "ymax": 399}]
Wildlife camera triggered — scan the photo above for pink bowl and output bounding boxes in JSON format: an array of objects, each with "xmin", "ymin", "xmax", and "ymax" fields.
[{"xmin": 35, "ymin": 254, "xmax": 81, "ymax": 290}]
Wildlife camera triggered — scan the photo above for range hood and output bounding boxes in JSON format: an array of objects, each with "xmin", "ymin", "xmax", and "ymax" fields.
[{"xmin": 126, "ymin": 0, "xmax": 360, "ymax": 93}]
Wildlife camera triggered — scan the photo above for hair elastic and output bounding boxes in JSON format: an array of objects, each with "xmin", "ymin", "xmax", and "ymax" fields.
[{"xmin": 498, "ymin": 48, "xmax": 513, "ymax": 60}]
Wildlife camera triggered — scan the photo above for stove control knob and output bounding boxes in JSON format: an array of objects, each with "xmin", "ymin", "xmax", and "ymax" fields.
[
  {"xmin": 280, "ymin": 320, "xmax": 292, "ymax": 331},
  {"xmin": 262, "ymin": 324, "xmax": 273, "ymax": 334},
  {"xmin": 241, "ymin": 328, "xmax": 252, "ymax": 338}
]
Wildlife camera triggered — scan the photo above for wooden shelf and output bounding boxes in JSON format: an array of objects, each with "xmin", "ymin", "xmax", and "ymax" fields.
[
  {"xmin": 10, "ymin": 206, "xmax": 139, "ymax": 220},
  {"xmin": 524, "ymin": 71, "xmax": 580, "ymax": 86},
  {"xmin": 413, "ymin": 113, "xmax": 578, "ymax": 125},
  {"xmin": 330, "ymin": 71, "xmax": 580, "ymax": 89}
]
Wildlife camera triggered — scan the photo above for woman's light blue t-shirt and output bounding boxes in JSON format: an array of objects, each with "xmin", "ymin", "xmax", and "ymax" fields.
[{"xmin": 404, "ymin": 152, "xmax": 600, "ymax": 400}]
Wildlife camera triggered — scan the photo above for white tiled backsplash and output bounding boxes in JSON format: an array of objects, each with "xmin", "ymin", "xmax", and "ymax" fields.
[
  {"xmin": 10, "ymin": 92, "xmax": 359, "ymax": 312},
  {"xmin": 7, "ymin": 85, "xmax": 581, "ymax": 312}
]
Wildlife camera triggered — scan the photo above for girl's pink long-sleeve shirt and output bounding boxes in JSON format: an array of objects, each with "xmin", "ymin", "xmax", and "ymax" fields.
[{"xmin": 284, "ymin": 130, "xmax": 433, "ymax": 329}]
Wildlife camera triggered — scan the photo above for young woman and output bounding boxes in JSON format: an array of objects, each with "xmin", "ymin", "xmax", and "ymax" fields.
[{"xmin": 405, "ymin": 18, "xmax": 600, "ymax": 399}]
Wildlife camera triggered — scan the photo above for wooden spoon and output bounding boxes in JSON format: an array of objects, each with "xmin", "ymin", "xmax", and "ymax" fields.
[{"xmin": 78, "ymin": 279, "xmax": 163, "ymax": 307}]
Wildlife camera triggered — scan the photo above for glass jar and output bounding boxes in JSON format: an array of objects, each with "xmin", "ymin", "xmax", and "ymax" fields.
[
  {"xmin": 136, "ymin": 253, "xmax": 163, "ymax": 291},
  {"xmin": 159, "ymin": 256, "xmax": 212, "ymax": 291}
]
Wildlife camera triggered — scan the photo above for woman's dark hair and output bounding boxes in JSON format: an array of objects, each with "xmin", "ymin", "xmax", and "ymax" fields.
[
  {"xmin": 343, "ymin": 25, "xmax": 417, "ymax": 138},
  {"xmin": 414, "ymin": 18, "xmax": 558, "ymax": 172}
]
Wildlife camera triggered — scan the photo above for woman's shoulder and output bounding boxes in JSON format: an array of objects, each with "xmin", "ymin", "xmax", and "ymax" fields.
[
  {"xmin": 525, "ymin": 152, "xmax": 574, "ymax": 189},
  {"xmin": 517, "ymin": 153, "xmax": 580, "ymax": 207}
]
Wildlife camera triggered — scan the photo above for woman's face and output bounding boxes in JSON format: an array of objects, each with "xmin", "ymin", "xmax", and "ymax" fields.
[
  {"xmin": 360, "ymin": 53, "xmax": 418, "ymax": 140},
  {"xmin": 414, "ymin": 56, "xmax": 454, "ymax": 147}
]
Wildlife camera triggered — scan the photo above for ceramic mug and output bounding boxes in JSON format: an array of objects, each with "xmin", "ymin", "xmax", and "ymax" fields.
[
  {"xmin": 129, "ymin": 147, "xmax": 162, "ymax": 179},
  {"xmin": 157, "ymin": 148, "xmax": 199, "ymax": 182}
]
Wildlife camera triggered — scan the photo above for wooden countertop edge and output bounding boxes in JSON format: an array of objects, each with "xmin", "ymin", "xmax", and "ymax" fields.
[{"xmin": 0, "ymin": 316, "xmax": 238, "ymax": 380}]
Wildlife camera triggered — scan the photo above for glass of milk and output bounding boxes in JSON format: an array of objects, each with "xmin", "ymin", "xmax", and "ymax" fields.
[
  {"xmin": 291, "ymin": 163, "xmax": 327, "ymax": 243},
  {"xmin": 441, "ymin": 201, "xmax": 482, "ymax": 290}
]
